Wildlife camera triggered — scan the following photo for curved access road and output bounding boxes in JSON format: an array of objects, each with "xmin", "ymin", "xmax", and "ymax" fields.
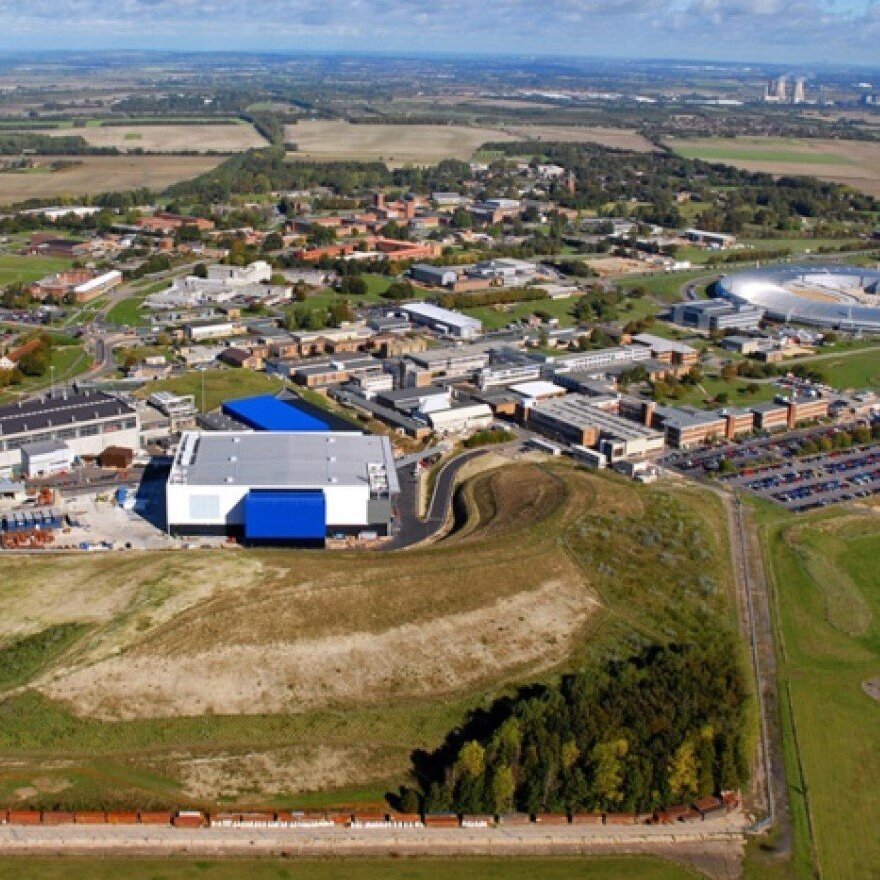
[{"xmin": 387, "ymin": 446, "xmax": 512, "ymax": 550}]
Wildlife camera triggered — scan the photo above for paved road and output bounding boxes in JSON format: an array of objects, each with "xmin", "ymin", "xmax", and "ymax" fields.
[{"xmin": 386, "ymin": 448, "xmax": 499, "ymax": 550}]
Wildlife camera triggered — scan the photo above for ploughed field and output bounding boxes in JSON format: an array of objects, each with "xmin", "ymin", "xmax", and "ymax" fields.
[
  {"xmin": 0, "ymin": 463, "xmax": 737, "ymax": 810},
  {"xmin": 664, "ymin": 136, "xmax": 880, "ymax": 197},
  {"xmin": 1, "ymin": 123, "xmax": 267, "ymax": 154}
]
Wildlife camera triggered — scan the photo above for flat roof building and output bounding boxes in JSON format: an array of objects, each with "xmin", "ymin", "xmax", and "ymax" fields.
[
  {"xmin": 670, "ymin": 300, "xmax": 764, "ymax": 334},
  {"xmin": 529, "ymin": 394, "xmax": 665, "ymax": 460},
  {"xmin": 166, "ymin": 431, "xmax": 399, "ymax": 542},
  {"xmin": 0, "ymin": 389, "xmax": 139, "ymax": 475},
  {"xmin": 653, "ymin": 406, "xmax": 727, "ymax": 449},
  {"xmin": 400, "ymin": 302, "xmax": 482, "ymax": 339}
]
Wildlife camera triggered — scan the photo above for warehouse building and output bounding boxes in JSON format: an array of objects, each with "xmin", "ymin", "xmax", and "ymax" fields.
[
  {"xmin": 410, "ymin": 264, "xmax": 459, "ymax": 288},
  {"xmin": 0, "ymin": 390, "xmax": 139, "ymax": 475},
  {"xmin": 400, "ymin": 303, "xmax": 482, "ymax": 339},
  {"xmin": 165, "ymin": 431, "xmax": 399, "ymax": 542}
]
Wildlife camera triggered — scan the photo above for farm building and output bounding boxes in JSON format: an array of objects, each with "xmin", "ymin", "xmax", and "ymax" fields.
[{"xmin": 165, "ymin": 431, "xmax": 399, "ymax": 542}]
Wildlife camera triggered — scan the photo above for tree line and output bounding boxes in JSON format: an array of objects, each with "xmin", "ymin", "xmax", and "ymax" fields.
[{"xmin": 408, "ymin": 638, "xmax": 748, "ymax": 817}]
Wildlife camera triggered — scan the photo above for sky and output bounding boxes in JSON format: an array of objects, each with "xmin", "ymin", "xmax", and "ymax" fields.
[{"xmin": 0, "ymin": 0, "xmax": 879, "ymax": 65}]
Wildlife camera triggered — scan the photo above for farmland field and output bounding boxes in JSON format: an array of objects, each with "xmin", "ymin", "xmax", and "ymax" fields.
[
  {"xmin": 0, "ymin": 463, "xmax": 742, "ymax": 810},
  {"xmin": 502, "ymin": 124, "xmax": 656, "ymax": 152},
  {"xmin": 285, "ymin": 121, "xmax": 518, "ymax": 165},
  {"xmin": 0, "ymin": 155, "xmax": 225, "ymax": 204},
  {"xmin": 0, "ymin": 857, "xmax": 701, "ymax": 880},
  {"xmin": 284, "ymin": 121, "xmax": 656, "ymax": 165},
  {"xmin": 4, "ymin": 123, "xmax": 267, "ymax": 153},
  {"xmin": 665, "ymin": 137, "xmax": 880, "ymax": 197},
  {"xmin": 758, "ymin": 506, "xmax": 880, "ymax": 880}
]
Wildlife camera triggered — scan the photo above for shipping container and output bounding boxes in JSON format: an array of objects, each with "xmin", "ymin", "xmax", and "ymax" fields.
[
  {"xmin": 604, "ymin": 812, "xmax": 636, "ymax": 825},
  {"xmin": 570, "ymin": 812, "xmax": 604, "ymax": 826},
  {"xmin": 388, "ymin": 812, "xmax": 423, "ymax": 826},
  {"xmin": 137, "ymin": 811, "xmax": 171, "ymax": 825},
  {"xmin": 172, "ymin": 811, "xmax": 206, "ymax": 828},
  {"xmin": 74, "ymin": 811, "xmax": 107, "ymax": 825},
  {"xmin": 41, "ymin": 811, "xmax": 75, "ymax": 825},
  {"xmin": 105, "ymin": 811, "xmax": 139, "ymax": 825},
  {"xmin": 460, "ymin": 814, "xmax": 495, "ymax": 827},
  {"xmin": 423, "ymin": 814, "xmax": 461, "ymax": 828},
  {"xmin": 7, "ymin": 810, "xmax": 41, "ymax": 825},
  {"xmin": 533, "ymin": 813, "xmax": 569, "ymax": 825}
]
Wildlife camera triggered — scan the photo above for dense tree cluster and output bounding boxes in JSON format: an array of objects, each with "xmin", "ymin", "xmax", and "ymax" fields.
[
  {"xmin": 0, "ymin": 133, "xmax": 119, "ymax": 156},
  {"xmin": 483, "ymin": 141, "xmax": 877, "ymax": 232},
  {"xmin": 415, "ymin": 639, "xmax": 748, "ymax": 816}
]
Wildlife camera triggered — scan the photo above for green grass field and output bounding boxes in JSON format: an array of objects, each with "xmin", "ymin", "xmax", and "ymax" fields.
[
  {"xmin": 0, "ymin": 342, "xmax": 90, "ymax": 404},
  {"xmin": 616, "ymin": 269, "xmax": 713, "ymax": 304},
  {"xmin": 106, "ymin": 295, "xmax": 150, "ymax": 327},
  {"xmin": 669, "ymin": 376, "xmax": 778, "ymax": 410},
  {"xmin": 462, "ymin": 295, "xmax": 579, "ymax": 330},
  {"xmin": 672, "ymin": 147, "xmax": 853, "ymax": 165},
  {"xmin": 757, "ymin": 505, "xmax": 880, "ymax": 880},
  {"xmin": 0, "ymin": 255, "xmax": 73, "ymax": 286},
  {"xmin": 136, "ymin": 368, "xmax": 284, "ymax": 412},
  {"xmin": 0, "ymin": 857, "xmax": 701, "ymax": 880},
  {"xmin": 796, "ymin": 347, "xmax": 880, "ymax": 390}
]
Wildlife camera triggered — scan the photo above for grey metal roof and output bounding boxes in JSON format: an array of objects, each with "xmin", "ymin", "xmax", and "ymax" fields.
[
  {"xmin": 718, "ymin": 265, "xmax": 880, "ymax": 330},
  {"xmin": 0, "ymin": 390, "xmax": 136, "ymax": 438},
  {"xmin": 169, "ymin": 431, "xmax": 399, "ymax": 494},
  {"xmin": 21, "ymin": 439, "xmax": 70, "ymax": 456}
]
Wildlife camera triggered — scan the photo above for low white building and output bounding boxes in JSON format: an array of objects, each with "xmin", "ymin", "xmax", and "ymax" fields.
[
  {"xmin": 21, "ymin": 440, "xmax": 74, "ymax": 478},
  {"xmin": 427, "ymin": 403, "xmax": 493, "ymax": 434}
]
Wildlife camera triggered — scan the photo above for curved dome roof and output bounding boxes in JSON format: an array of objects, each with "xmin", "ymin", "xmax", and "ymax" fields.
[{"xmin": 717, "ymin": 265, "xmax": 880, "ymax": 331}]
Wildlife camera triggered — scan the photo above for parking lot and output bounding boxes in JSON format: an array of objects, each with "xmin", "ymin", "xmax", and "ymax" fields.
[
  {"xmin": 661, "ymin": 418, "xmax": 880, "ymax": 511},
  {"xmin": 721, "ymin": 445, "xmax": 880, "ymax": 511}
]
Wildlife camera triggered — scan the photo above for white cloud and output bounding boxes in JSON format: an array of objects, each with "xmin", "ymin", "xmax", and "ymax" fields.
[{"xmin": 0, "ymin": 0, "xmax": 876, "ymax": 61}]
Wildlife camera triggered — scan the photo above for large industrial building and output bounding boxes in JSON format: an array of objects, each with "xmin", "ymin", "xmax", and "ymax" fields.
[
  {"xmin": 0, "ymin": 390, "xmax": 139, "ymax": 475},
  {"xmin": 165, "ymin": 431, "xmax": 399, "ymax": 542},
  {"xmin": 717, "ymin": 265, "xmax": 880, "ymax": 331},
  {"xmin": 400, "ymin": 302, "xmax": 482, "ymax": 339}
]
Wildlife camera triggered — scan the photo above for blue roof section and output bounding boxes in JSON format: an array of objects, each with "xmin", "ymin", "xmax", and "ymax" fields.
[{"xmin": 222, "ymin": 395, "xmax": 330, "ymax": 432}]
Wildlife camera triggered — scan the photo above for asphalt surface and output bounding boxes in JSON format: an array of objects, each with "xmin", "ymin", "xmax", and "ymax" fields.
[{"xmin": 386, "ymin": 448, "xmax": 498, "ymax": 550}]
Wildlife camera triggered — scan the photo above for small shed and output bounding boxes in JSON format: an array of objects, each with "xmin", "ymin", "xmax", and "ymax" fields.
[{"xmin": 98, "ymin": 446, "xmax": 134, "ymax": 469}]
